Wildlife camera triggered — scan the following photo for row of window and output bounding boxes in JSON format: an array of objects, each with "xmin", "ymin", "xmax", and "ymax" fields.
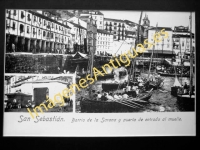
[
  {"xmin": 97, "ymin": 37, "xmax": 112, "ymax": 41},
  {"xmin": 97, "ymin": 41, "xmax": 110, "ymax": 45},
  {"xmin": 7, "ymin": 23, "xmax": 69, "ymax": 42},
  {"xmin": 105, "ymin": 21, "xmax": 125, "ymax": 26},
  {"xmin": 97, "ymin": 33, "xmax": 112, "ymax": 37},
  {"xmin": 105, "ymin": 26, "xmax": 125, "ymax": 30},
  {"xmin": 6, "ymin": 10, "xmax": 70, "ymax": 34},
  {"xmin": 97, "ymin": 46, "xmax": 111, "ymax": 49},
  {"xmin": 7, "ymin": 20, "xmax": 70, "ymax": 37},
  {"xmin": 74, "ymin": 27, "xmax": 86, "ymax": 35}
]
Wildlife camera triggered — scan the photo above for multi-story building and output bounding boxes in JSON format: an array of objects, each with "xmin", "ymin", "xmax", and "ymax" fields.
[
  {"xmin": 147, "ymin": 27, "xmax": 173, "ymax": 50},
  {"xmin": 79, "ymin": 10, "xmax": 104, "ymax": 30},
  {"xmin": 96, "ymin": 29, "xmax": 113, "ymax": 55},
  {"xmin": 173, "ymin": 26, "xmax": 195, "ymax": 56},
  {"xmin": 146, "ymin": 27, "xmax": 174, "ymax": 58},
  {"xmin": 104, "ymin": 18, "xmax": 126, "ymax": 41},
  {"xmin": 6, "ymin": 9, "xmax": 71, "ymax": 54},
  {"xmin": 124, "ymin": 20, "xmax": 137, "ymax": 44},
  {"xmin": 142, "ymin": 14, "xmax": 150, "ymax": 39},
  {"xmin": 66, "ymin": 20, "xmax": 87, "ymax": 53}
]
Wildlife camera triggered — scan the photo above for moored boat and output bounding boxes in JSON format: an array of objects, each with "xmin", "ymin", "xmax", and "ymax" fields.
[
  {"xmin": 159, "ymin": 72, "xmax": 189, "ymax": 77},
  {"xmin": 80, "ymin": 98, "xmax": 146, "ymax": 113},
  {"xmin": 80, "ymin": 89, "xmax": 153, "ymax": 112},
  {"xmin": 176, "ymin": 94, "xmax": 195, "ymax": 111}
]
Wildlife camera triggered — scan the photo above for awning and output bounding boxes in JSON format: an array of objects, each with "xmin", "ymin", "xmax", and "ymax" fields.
[
  {"xmin": 146, "ymin": 50, "xmax": 175, "ymax": 54},
  {"xmin": 72, "ymin": 52, "xmax": 88, "ymax": 59}
]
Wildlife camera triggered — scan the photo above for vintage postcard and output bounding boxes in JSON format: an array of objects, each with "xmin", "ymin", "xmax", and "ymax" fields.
[{"xmin": 4, "ymin": 9, "xmax": 196, "ymax": 136}]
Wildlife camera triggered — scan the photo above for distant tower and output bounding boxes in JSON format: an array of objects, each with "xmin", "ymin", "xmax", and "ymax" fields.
[
  {"xmin": 142, "ymin": 14, "xmax": 150, "ymax": 39},
  {"xmin": 142, "ymin": 13, "xmax": 150, "ymax": 28}
]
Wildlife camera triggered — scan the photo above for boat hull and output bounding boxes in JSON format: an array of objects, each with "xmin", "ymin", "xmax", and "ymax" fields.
[
  {"xmin": 80, "ymin": 99, "xmax": 145, "ymax": 113},
  {"xmin": 158, "ymin": 72, "xmax": 190, "ymax": 77},
  {"xmin": 176, "ymin": 94, "xmax": 195, "ymax": 111}
]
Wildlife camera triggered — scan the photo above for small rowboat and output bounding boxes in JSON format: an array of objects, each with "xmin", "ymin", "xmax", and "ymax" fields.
[
  {"xmin": 80, "ymin": 89, "xmax": 153, "ymax": 112},
  {"xmin": 158, "ymin": 72, "xmax": 190, "ymax": 77},
  {"xmin": 80, "ymin": 98, "xmax": 146, "ymax": 113},
  {"xmin": 176, "ymin": 94, "xmax": 195, "ymax": 111}
]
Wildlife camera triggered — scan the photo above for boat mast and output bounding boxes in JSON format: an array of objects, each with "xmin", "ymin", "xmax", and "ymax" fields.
[
  {"xmin": 189, "ymin": 12, "xmax": 193, "ymax": 96},
  {"xmin": 130, "ymin": 11, "xmax": 143, "ymax": 82},
  {"xmin": 148, "ymin": 23, "xmax": 158, "ymax": 80}
]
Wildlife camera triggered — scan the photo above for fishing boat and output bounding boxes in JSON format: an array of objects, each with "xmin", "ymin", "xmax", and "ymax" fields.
[
  {"xmin": 149, "ymin": 77, "xmax": 164, "ymax": 90},
  {"xmin": 176, "ymin": 94, "xmax": 195, "ymax": 111},
  {"xmin": 80, "ymin": 98, "xmax": 146, "ymax": 112},
  {"xmin": 80, "ymin": 87, "xmax": 153, "ymax": 112},
  {"xmin": 158, "ymin": 72, "xmax": 189, "ymax": 77},
  {"xmin": 136, "ymin": 88, "xmax": 153, "ymax": 101},
  {"xmin": 79, "ymin": 11, "xmax": 153, "ymax": 113}
]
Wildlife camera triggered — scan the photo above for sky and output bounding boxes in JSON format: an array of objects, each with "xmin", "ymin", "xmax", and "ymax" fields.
[{"xmin": 101, "ymin": 11, "xmax": 195, "ymax": 33}]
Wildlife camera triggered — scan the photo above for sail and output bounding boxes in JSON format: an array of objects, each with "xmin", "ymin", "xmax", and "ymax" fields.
[{"xmin": 173, "ymin": 76, "xmax": 181, "ymax": 87}]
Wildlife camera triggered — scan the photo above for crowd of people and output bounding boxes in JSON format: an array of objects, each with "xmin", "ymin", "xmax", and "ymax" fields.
[
  {"xmin": 88, "ymin": 86, "xmax": 142, "ymax": 102},
  {"xmin": 177, "ymin": 82, "xmax": 195, "ymax": 95}
]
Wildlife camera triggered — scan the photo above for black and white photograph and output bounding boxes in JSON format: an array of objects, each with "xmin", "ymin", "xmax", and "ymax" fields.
[
  {"xmin": 3, "ymin": 8, "xmax": 196, "ymax": 136},
  {"xmin": 4, "ymin": 75, "xmax": 74, "ymax": 113},
  {"xmin": 69, "ymin": 10, "xmax": 195, "ymax": 113}
]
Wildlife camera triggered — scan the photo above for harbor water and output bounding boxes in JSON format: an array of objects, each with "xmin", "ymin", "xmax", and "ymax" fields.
[{"xmin": 76, "ymin": 73, "xmax": 194, "ymax": 112}]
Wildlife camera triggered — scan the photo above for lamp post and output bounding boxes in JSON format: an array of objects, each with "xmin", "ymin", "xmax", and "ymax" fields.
[{"xmin": 162, "ymin": 36, "xmax": 164, "ymax": 71}]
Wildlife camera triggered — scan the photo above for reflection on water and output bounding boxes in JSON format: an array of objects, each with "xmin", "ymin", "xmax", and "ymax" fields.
[
  {"xmin": 162, "ymin": 77, "xmax": 195, "ymax": 91},
  {"xmin": 77, "ymin": 74, "xmax": 195, "ymax": 112}
]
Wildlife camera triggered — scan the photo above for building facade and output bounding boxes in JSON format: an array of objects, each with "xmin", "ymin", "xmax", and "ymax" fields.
[
  {"xmin": 104, "ymin": 18, "xmax": 126, "ymax": 41},
  {"xmin": 79, "ymin": 10, "xmax": 104, "ymax": 30},
  {"xmin": 147, "ymin": 27, "xmax": 173, "ymax": 51},
  {"xmin": 142, "ymin": 14, "xmax": 150, "ymax": 39},
  {"xmin": 6, "ymin": 9, "xmax": 72, "ymax": 54},
  {"xmin": 66, "ymin": 20, "xmax": 87, "ymax": 53},
  {"xmin": 172, "ymin": 26, "xmax": 195, "ymax": 56},
  {"xmin": 96, "ymin": 29, "xmax": 113, "ymax": 55}
]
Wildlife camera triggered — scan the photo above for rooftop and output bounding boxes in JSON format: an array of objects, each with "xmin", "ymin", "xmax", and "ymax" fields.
[
  {"xmin": 97, "ymin": 29, "xmax": 113, "ymax": 35},
  {"xmin": 145, "ymin": 50, "xmax": 175, "ymax": 54},
  {"xmin": 68, "ymin": 21, "xmax": 87, "ymax": 30},
  {"xmin": 104, "ymin": 18, "xmax": 125, "ymax": 23},
  {"xmin": 28, "ymin": 10, "xmax": 71, "ymax": 29},
  {"xmin": 79, "ymin": 10, "xmax": 104, "ymax": 15},
  {"xmin": 125, "ymin": 30, "xmax": 136, "ymax": 35},
  {"xmin": 148, "ymin": 27, "xmax": 172, "ymax": 31},
  {"xmin": 172, "ymin": 34, "xmax": 195, "ymax": 38},
  {"xmin": 124, "ymin": 20, "xmax": 137, "ymax": 26}
]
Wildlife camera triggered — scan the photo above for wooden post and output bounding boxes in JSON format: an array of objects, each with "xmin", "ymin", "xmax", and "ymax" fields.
[
  {"xmin": 38, "ymin": 40, "xmax": 42, "ymax": 53},
  {"xmin": 47, "ymin": 41, "xmax": 50, "ymax": 53},
  {"xmin": 42, "ymin": 40, "xmax": 46, "ymax": 53},
  {"xmin": 27, "ymin": 38, "xmax": 30, "ymax": 52},
  {"xmin": 14, "ymin": 35, "xmax": 18, "ymax": 52},
  {"xmin": 189, "ymin": 12, "xmax": 193, "ymax": 96},
  {"xmin": 54, "ymin": 43, "xmax": 57, "ymax": 53},
  {"xmin": 21, "ymin": 37, "xmax": 25, "ymax": 52},
  {"xmin": 51, "ymin": 42, "xmax": 54, "ymax": 53},
  {"xmin": 33, "ymin": 39, "xmax": 37, "ymax": 53}
]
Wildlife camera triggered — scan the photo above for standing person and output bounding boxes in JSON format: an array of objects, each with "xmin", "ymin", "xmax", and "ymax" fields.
[
  {"xmin": 107, "ymin": 93, "xmax": 114, "ymax": 100},
  {"xmin": 12, "ymin": 43, "xmax": 15, "ymax": 52},
  {"xmin": 122, "ymin": 92, "xmax": 129, "ymax": 99},
  {"xmin": 183, "ymin": 82, "xmax": 188, "ymax": 94},
  {"xmin": 114, "ymin": 93, "xmax": 119, "ymax": 100},
  {"xmin": 90, "ymin": 90, "xmax": 96, "ymax": 100},
  {"xmin": 97, "ymin": 91, "xmax": 102, "ymax": 100},
  {"xmin": 101, "ymin": 93, "xmax": 108, "ymax": 101},
  {"xmin": 118, "ymin": 93, "xmax": 122, "ymax": 99}
]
